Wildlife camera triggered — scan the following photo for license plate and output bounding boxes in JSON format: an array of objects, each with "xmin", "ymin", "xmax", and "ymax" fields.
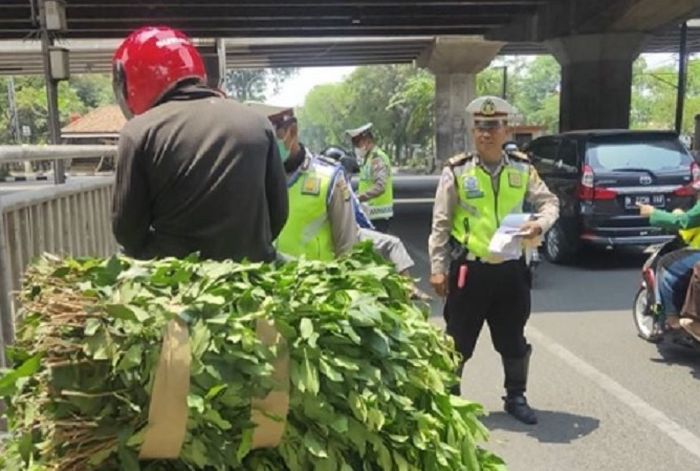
[{"xmin": 624, "ymin": 194, "xmax": 665, "ymax": 209}]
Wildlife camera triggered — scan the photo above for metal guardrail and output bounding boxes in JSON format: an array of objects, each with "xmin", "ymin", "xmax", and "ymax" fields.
[
  {"xmin": 0, "ymin": 146, "xmax": 118, "ymax": 366},
  {"xmin": 0, "ymin": 145, "xmax": 440, "ymax": 367},
  {"xmin": 0, "ymin": 144, "xmax": 117, "ymax": 164}
]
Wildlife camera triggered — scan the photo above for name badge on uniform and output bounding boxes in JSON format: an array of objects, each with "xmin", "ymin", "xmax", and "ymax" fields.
[
  {"xmin": 508, "ymin": 171, "xmax": 523, "ymax": 188},
  {"xmin": 301, "ymin": 175, "xmax": 321, "ymax": 195},
  {"xmin": 463, "ymin": 175, "xmax": 484, "ymax": 199}
]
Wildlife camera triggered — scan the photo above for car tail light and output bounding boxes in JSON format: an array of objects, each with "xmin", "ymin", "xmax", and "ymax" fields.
[
  {"xmin": 577, "ymin": 165, "xmax": 617, "ymax": 201},
  {"xmin": 673, "ymin": 185, "xmax": 695, "ymax": 197}
]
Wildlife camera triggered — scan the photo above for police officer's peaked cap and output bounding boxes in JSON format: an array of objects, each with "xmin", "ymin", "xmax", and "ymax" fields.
[
  {"xmin": 245, "ymin": 101, "xmax": 296, "ymax": 128},
  {"xmin": 466, "ymin": 96, "xmax": 516, "ymax": 126},
  {"xmin": 345, "ymin": 123, "xmax": 373, "ymax": 139}
]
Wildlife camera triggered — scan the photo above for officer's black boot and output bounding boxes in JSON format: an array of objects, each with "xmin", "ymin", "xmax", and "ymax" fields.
[
  {"xmin": 502, "ymin": 346, "xmax": 538, "ymax": 425},
  {"xmin": 450, "ymin": 361, "xmax": 466, "ymax": 396}
]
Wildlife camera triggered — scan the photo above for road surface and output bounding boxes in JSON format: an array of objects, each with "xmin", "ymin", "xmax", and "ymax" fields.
[{"xmin": 394, "ymin": 204, "xmax": 700, "ymax": 471}]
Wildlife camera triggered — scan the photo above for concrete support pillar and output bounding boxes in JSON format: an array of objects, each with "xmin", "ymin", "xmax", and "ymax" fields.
[
  {"xmin": 547, "ymin": 33, "xmax": 646, "ymax": 132},
  {"xmin": 201, "ymin": 38, "xmax": 226, "ymax": 90},
  {"xmin": 434, "ymin": 73, "xmax": 476, "ymax": 162},
  {"xmin": 417, "ymin": 37, "xmax": 504, "ymax": 163}
]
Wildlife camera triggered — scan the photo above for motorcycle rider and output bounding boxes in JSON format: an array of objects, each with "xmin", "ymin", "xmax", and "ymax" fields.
[
  {"xmin": 111, "ymin": 26, "xmax": 288, "ymax": 262},
  {"xmin": 639, "ymin": 185, "xmax": 700, "ymax": 334},
  {"xmin": 679, "ymin": 263, "xmax": 700, "ymax": 341}
]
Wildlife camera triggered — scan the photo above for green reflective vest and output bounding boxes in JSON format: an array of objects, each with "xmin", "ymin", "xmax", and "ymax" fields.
[
  {"xmin": 277, "ymin": 159, "xmax": 337, "ymax": 261},
  {"xmin": 450, "ymin": 155, "xmax": 529, "ymax": 259},
  {"xmin": 680, "ymin": 227, "xmax": 700, "ymax": 249},
  {"xmin": 358, "ymin": 146, "xmax": 394, "ymax": 220}
]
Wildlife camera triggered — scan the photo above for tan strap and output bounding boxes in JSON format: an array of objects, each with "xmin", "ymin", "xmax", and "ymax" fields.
[
  {"xmin": 138, "ymin": 317, "xmax": 289, "ymax": 459},
  {"xmin": 139, "ymin": 319, "xmax": 191, "ymax": 460},
  {"xmin": 251, "ymin": 318, "xmax": 290, "ymax": 449}
]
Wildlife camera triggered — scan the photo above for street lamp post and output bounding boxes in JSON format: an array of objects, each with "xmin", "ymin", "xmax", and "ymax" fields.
[{"xmin": 38, "ymin": 0, "xmax": 69, "ymax": 184}]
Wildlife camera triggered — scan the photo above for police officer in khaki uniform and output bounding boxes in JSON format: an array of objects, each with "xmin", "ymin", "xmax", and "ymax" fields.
[
  {"xmin": 247, "ymin": 103, "xmax": 358, "ymax": 260},
  {"xmin": 428, "ymin": 96, "xmax": 559, "ymax": 424},
  {"xmin": 346, "ymin": 123, "xmax": 394, "ymax": 233}
]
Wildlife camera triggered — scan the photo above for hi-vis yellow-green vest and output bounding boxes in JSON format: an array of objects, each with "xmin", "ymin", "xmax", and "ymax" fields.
[
  {"xmin": 680, "ymin": 227, "xmax": 700, "ymax": 248},
  {"xmin": 277, "ymin": 158, "xmax": 339, "ymax": 261},
  {"xmin": 359, "ymin": 146, "xmax": 394, "ymax": 220},
  {"xmin": 450, "ymin": 153, "xmax": 530, "ymax": 259}
]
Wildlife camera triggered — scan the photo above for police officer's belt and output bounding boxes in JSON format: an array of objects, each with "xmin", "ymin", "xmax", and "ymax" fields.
[{"xmin": 465, "ymin": 253, "xmax": 506, "ymax": 265}]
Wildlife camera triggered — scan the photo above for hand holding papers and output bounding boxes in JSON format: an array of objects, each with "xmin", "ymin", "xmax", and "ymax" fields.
[{"xmin": 488, "ymin": 213, "xmax": 538, "ymax": 261}]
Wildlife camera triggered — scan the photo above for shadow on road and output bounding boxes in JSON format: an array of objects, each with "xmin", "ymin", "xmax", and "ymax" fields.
[
  {"xmin": 481, "ymin": 410, "xmax": 600, "ymax": 444},
  {"xmin": 652, "ymin": 341, "xmax": 700, "ymax": 381}
]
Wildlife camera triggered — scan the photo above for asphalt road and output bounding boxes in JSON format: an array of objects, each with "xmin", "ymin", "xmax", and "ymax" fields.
[{"xmin": 393, "ymin": 204, "xmax": 700, "ymax": 471}]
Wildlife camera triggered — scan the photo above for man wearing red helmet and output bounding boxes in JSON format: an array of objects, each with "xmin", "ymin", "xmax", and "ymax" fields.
[{"xmin": 111, "ymin": 26, "xmax": 288, "ymax": 262}]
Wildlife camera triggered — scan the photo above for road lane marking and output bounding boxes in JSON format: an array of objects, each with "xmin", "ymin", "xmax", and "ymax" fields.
[{"xmin": 529, "ymin": 327, "xmax": 700, "ymax": 461}]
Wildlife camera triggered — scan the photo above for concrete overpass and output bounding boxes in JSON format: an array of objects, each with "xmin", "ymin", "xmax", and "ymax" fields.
[
  {"xmin": 2, "ymin": 24, "xmax": 700, "ymax": 74},
  {"xmin": 2, "ymin": 0, "xmax": 700, "ymax": 160}
]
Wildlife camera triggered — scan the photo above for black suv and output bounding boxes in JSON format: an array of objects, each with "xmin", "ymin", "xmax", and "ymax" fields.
[{"xmin": 526, "ymin": 130, "xmax": 697, "ymax": 263}]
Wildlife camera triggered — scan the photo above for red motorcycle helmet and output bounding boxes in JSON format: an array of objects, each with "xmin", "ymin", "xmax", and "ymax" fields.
[{"xmin": 112, "ymin": 26, "xmax": 207, "ymax": 117}]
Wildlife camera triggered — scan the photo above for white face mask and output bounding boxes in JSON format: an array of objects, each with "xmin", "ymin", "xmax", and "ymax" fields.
[{"xmin": 355, "ymin": 146, "xmax": 368, "ymax": 160}]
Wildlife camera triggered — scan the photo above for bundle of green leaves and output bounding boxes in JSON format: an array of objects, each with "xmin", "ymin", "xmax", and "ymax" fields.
[{"xmin": 0, "ymin": 244, "xmax": 506, "ymax": 471}]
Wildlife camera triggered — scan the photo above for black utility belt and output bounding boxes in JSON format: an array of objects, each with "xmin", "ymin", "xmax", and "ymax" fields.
[{"xmin": 463, "ymin": 254, "xmax": 524, "ymax": 265}]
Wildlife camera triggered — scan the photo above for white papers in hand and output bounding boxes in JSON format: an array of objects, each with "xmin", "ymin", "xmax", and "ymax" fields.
[{"xmin": 488, "ymin": 213, "xmax": 533, "ymax": 261}]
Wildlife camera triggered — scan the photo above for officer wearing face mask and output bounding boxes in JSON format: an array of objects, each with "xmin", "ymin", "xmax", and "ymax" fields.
[
  {"xmin": 247, "ymin": 103, "xmax": 359, "ymax": 260},
  {"xmin": 346, "ymin": 123, "xmax": 394, "ymax": 233}
]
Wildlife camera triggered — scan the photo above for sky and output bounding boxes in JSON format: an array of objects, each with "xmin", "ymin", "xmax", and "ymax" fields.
[
  {"xmin": 267, "ymin": 53, "xmax": 681, "ymax": 109},
  {"xmin": 267, "ymin": 66, "xmax": 356, "ymax": 107}
]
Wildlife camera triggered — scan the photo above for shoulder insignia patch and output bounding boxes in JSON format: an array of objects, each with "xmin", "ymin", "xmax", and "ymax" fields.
[
  {"xmin": 301, "ymin": 175, "xmax": 321, "ymax": 196},
  {"xmin": 447, "ymin": 153, "xmax": 473, "ymax": 168},
  {"xmin": 508, "ymin": 150, "xmax": 530, "ymax": 162}
]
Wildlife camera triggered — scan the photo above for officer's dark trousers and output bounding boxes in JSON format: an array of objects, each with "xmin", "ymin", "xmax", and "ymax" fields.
[{"xmin": 444, "ymin": 257, "xmax": 531, "ymax": 394}]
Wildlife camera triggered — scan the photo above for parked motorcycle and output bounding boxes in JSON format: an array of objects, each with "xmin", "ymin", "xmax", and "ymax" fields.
[{"xmin": 633, "ymin": 237, "xmax": 700, "ymax": 350}]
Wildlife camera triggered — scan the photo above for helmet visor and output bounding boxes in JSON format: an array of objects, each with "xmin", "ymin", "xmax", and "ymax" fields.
[{"xmin": 112, "ymin": 61, "xmax": 134, "ymax": 119}]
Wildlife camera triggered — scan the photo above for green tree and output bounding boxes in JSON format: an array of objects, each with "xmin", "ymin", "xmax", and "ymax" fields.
[
  {"xmin": 224, "ymin": 68, "xmax": 297, "ymax": 102},
  {"xmin": 299, "ymin": 65, "xmax": 435, "ymax": 165},
  {"xmin": 630, "ymin": 57, "xmax": 700, "ymax": 136},
  {"xmin": 1, "ymin": 77, "xmax": 84, "ymax": 144},
  {"xmin": 387, "ymin": 70, "xmax": 435, "ymax": 164},
  {"xmin": 475, "ymin": 56, "xmax": 560, "ymax": 132},
  {"xmin": 69, "ymin": 74, "xmax": 113, "ymax": 109},
  {"xmin": 512, "ymin": 56, "xmax": 560, "ymax": 132},
  {"xmin": 297, "ymin": 82, "xmax": 353, "ymax": 152}
]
